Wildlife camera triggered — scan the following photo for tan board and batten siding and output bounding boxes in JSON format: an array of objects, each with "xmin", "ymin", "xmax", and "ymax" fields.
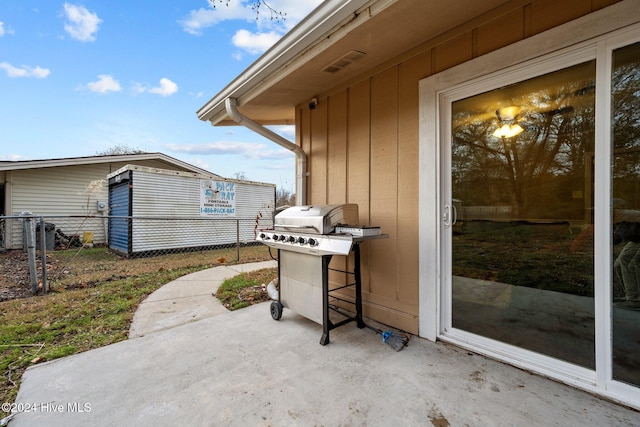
[
  {"xmin": 4, "ymin": 159, "xmax": 195, "ymax": 249},
  {"xmin": 298, "ymin": 0, "xmax": 621, "ymax": 334}
]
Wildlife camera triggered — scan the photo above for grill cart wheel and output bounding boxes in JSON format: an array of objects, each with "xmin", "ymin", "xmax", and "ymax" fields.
[{"xmin": 270, "ymin": 301, "xmax": 283, "ymax": 320}]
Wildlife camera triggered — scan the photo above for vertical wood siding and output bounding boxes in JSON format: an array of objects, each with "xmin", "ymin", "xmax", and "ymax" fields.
[{"xmin": 297, "ymin": 0, "xmax": 620, "ymax": 334}]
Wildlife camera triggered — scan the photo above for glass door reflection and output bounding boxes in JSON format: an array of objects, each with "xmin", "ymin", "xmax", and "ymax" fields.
[
  {"xmin": 611, "ymin": 41, "xmax": 640, "ymax": 387},
  {"xmin": 450, "ymin": 61, "xmax": 596, "ymax": 368}
]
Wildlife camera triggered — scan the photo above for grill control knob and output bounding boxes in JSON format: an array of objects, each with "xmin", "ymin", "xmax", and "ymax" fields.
[
  {"xmin": 297, "ymin": 237, "xmax": 307, "ymax": 244},
  {"xmin": 277, "ymin": 235, "xmax": 286, "ymax": 241},
  {"xmin": 259, "ymin": 233, "xmax": 267, "ymax": 240},
  {"xmin": 308, "ymin": 238, "xmax": 318, "ymax": 247},
  {"xmin": 287, "ymin": 236, "xmax": 296, "ymax": 243}
]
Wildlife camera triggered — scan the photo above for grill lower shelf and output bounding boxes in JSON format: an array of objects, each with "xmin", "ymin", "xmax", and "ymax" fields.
[{"xmin": 272, "ymin": 242, "xmax": 366, "ymax": 345}]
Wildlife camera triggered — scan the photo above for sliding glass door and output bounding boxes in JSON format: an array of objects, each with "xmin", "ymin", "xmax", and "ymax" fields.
[
  {"xmin": 611, "ymin": 40, "xmax": 640, "ymax": 387},
  {"xmin": 421, "ymin": 18, "xmax": 640, "ymax": 407},
  {"xmin": 437, "ymin": 31, "xmax": 640, "ymax": 401},
  {"xmin": 447, "ymin": 61, "xmax": 597, "ymax": 368}
]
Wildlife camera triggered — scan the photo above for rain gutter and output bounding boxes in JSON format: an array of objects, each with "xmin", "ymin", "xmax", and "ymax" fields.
[
  {"xmin": 196, "ymin": 0, "xmax": 375, "ymax": 124},
  {"xmin": 198, "ymin": 0, "xmax": 392, "ymax": 206},
  {"xmin": 225, "ymin": 97, "xmax": 307, "ymax": 205}
]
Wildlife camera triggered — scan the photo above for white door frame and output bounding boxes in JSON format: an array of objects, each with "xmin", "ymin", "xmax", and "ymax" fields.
[{"xmin": 418, "ymin": 0, "xmax": 640, "ymax": 409}]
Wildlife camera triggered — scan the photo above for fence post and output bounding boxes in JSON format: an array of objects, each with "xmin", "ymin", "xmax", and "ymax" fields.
[
  {"xmin": 39, "ymin": 217, "xmax": 48, "ymax": 294},
  {"xmin": 20, "ymin": 213, "xmax": 39, "ymax": 294},
  {"xmin": 236, "ymin": 219, "xmax": 240, "ymax": 262},
  {"xmin": 0, "ymin": 218, "xmax": 5, "ymax": 251}
]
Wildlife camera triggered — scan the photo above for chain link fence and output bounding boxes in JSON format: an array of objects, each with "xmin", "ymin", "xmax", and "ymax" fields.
[{"xmin": 0, "ymin": 214, "xmax": 277, "ymax": 300}]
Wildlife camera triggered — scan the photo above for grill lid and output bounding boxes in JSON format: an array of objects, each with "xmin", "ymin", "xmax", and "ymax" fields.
[{"xmin": 274, "ymin": 204, "xmax": 358, "ymax": 235}]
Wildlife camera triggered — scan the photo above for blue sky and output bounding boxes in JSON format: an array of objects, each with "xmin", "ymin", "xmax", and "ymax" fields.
[{"xmin": 0, "ymin": 0, "xmax": 322, "ymax": 190}]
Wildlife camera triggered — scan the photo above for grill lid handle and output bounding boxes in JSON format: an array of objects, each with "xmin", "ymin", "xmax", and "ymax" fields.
[{"xmin": 277, "ymin": 224, "xmax": 319, "ymax": 232}]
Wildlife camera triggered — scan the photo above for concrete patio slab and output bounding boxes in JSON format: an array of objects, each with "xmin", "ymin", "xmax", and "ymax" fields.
[
  {"xmin": 9, "ymin": 303, "xmax": 640, "ymax": 426},
  {"xmin": 6, "ymin": 261, "xmax": 640, "ymax": 426}
]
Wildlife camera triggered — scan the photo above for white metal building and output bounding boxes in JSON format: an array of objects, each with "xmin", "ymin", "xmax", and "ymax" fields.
[
  {"xmin": 0, "ymin": 153, "xmax": 219, "ymax": 250},
  {"xmin": 107, "ymin": 165, "xmax": 275, "ymax": 257}
]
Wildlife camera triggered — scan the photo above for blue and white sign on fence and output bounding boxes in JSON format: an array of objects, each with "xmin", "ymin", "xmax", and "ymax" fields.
[{"xmin": 200, "ymin": 180, "xmax": 236, "ymax": 216}]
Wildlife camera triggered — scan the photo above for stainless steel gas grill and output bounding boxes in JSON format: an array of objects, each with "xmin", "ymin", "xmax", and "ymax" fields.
[{"xmin": 256, "ymin": 204, "xmax": 387, "ymax": 345}]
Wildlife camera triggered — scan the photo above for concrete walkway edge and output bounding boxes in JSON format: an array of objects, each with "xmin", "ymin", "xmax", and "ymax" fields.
[{"xmin": 128, "ymin": 260, "xmax": 277, "ymax": 338}]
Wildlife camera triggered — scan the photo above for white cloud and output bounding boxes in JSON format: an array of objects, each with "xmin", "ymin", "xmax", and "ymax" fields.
[
  {"xmin": 268, "ymin": 125, "xmax": 295, "ymax": 139},
  {"xmin": 232, "ymin": 29, "xmax": 281, "ymax": 54},
  {"xmin": 0, "ymin": 21, "xmax": 13, "ymax": 36},
  {"xmin": 186, "ymin": 157, "xmax": 210, "ymax": 171},
  {"xmin": 179, "ymin": 2, "xmax": 249, "ymax": 36},
  {"xmin": 259, "ymin": 0, "xmax": 324, "ymax": 30},
  {"xmin": 165, "ymin": 141, "xmax": 293, "ymax": 160},
  {"xmin": 179, "ymin": 0, "xmax": 323, "ymax": 37},
  {"xmin": 133, "ymin": 78, "xmax": 179, "ymax": 97},
  {"xmin": 178, "ymin": 8, "xmax": 216, "ymax": 36},
  {"xmin": 0, "ymin": 154, "xmax": 27, "ymax": 161},
  {"xmin": 84, "ymin": 74, "xmax": 121, "ymax": 93},
  {"xmin": 149, "ymin": 78, "xmax": 178, "ymax": 96},
  {"xmin": 0, "ymin": 62, "xmax": 50, "ymax": 78},
  {"xmin": 62, "ymin": 3, "xmax": 102, "ymax": 42}
]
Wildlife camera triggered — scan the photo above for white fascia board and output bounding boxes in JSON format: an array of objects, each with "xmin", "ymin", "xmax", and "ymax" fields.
[
  {"xmin": 0, "ymin": 153, "xmax": 215, "ymax": 177},
  {"xmin": 0, "ymin": 154, "xmax": 160, "ymax": 171},
  {"xmin": 196, "ymin": 0, "xmax": 375, "ymax": 124}
]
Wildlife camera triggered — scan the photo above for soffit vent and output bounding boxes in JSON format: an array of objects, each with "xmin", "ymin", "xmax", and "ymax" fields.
[{"xmin": 321, "ymin": 50, "xmax": 367, "ymax": 74}]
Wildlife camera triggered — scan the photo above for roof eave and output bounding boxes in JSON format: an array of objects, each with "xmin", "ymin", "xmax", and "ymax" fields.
[{"xmin": 196, "ymin": 0, "xmax": 375, "ymax": 125}]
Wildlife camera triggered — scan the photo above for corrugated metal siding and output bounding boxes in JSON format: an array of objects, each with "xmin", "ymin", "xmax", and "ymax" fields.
[
  {"xmin": 108, "ymin": 181, "xmax": 131, "ymax": 255},
  {"xmin": 131, "ymin": 170, "xmax": 208, "ymax": 252},
  {"xmin": 124, "ymin": 169, "xmax": 274, "ymax": 254},
  {"xmin": 235, "ymin": 181, "xmax": 275, "ymax": 241},
  {"xmin": 2, "ymin": 158, "xmax": 220, "ymax": 249},
  {"xmin": 3, "ymin": 159, "xmax": 211, "ymax": 249},
  {"xmin": 132, "ymin": 170, "xmax": 201, "ymax": 217}
]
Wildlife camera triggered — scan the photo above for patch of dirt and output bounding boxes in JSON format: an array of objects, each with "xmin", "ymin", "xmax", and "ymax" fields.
[
  {"xmin": 0, "ymin": 251, "xmax": 66, "ymax": 301},
  {"xmin": 1, "ymin": 245, "xmax": 275, "ymax": 303},
  {"xmin": 236, "ymin": 284, "xmax": 271, "ymax": 305},
  {"xmin": 217, "ymin": 270, "xmax": 278, "ymax": 310}
]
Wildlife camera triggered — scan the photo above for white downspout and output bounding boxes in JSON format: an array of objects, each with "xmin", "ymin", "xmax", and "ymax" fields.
[{"xmin": 225, "ymin": 97, "xmax": 307, "ymax": 206}]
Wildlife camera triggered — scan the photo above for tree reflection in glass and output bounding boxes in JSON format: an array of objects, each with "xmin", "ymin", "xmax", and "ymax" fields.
[
  {"xmin": 450, "ymin": 61, "xmax": 596, "ymax": 368},
  {"xmin": 611, "ymin": 41, "xmax": 640, "ymax": 387}
]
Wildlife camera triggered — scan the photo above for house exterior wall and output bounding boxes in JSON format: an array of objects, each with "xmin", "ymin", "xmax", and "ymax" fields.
[
  {"xmin": 296, "ymin": 0, "xmax": 620, "ymax": 334},
  {"xmin": 6, "ymin": 164, "xmax": 111, "ymax": 250},
  {"xmin": 3, "ymin": 159, "xmax": 199, "ymax": 249}
]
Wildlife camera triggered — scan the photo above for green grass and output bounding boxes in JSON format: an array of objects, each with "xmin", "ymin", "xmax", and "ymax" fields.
[
  {"xmin": 0, "ymin": 243, "xmax": 277, "ymax": 418},
  {"xmin": 216, "ymin": 268, "xmax": 277, "ymax": 311},
  {"xmin": 452, "ymin": 221, "xmax": 595, "ymax": 296}
]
